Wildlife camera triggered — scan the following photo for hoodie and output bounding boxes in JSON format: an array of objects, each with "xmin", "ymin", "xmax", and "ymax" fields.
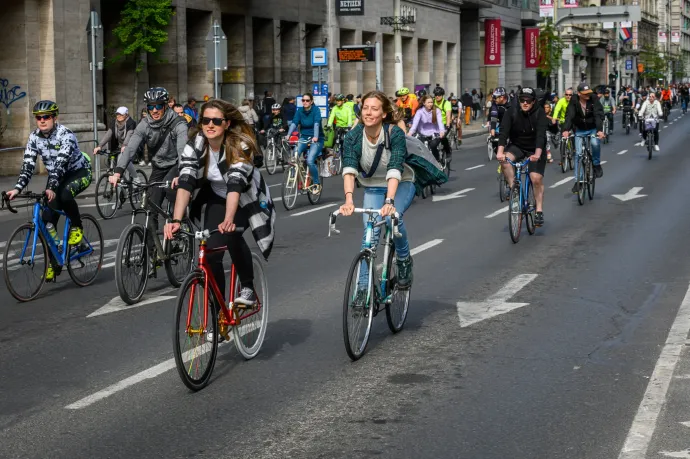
[
  {"xmin": 497, "ymin": 103, "xmax": 548, "ymax": 153},
  {"xmin": 239, "ymin": 105, "xmax": 259, "ymax": 126}
]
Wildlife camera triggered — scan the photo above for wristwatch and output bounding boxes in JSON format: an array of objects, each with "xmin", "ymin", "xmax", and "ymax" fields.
[{"xmin": 385, "ymin": 198, "xmax": 395, "ymax": 206}]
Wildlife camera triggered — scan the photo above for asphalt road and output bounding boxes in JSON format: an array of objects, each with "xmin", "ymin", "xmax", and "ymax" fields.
[{"xmin": 2, "ymin": 111, "xmax": 690, "ymax": 459}]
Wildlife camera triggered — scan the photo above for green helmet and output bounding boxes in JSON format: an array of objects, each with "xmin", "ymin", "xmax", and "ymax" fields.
[
  {"xmin": 396, "ymin": 87, "xmax": 410, "ymax": 97},
  {"xmin": 335, "ymin": 93, "xmax": 345, "ymax": 101},
  {"xmin": 33, "ymin": 100, "xmax": 59, "ymax": 116}
]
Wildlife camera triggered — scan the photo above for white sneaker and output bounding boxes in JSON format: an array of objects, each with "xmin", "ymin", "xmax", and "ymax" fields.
[
  {"xmin": 138, "ymin": 160, "xmax": 146, "ymax": 166},
  {"xmin": 234, "ymin": 287, "xmax": 257, "ymax": 308},
  {"xmin": 636, "ymin": 141, "xmax": 644, "ymax": 146},
  {"xmin": 654, "ymin": 145, "xmax": 660, "ymax": 151}
]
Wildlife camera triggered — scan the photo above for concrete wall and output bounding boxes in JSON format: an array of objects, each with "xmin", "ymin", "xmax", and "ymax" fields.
[{"xmin": 461, "ymin": 9, "xmax": 481, "ymax": 91}]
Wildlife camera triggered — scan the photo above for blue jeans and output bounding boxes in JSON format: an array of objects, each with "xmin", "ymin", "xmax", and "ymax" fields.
[
  {"xmin": 297, "ymin": 136, "xmax": 323, "ymax": 185},
  {"xmin": 574, "ymin": 129, "xmax": 601, "ymax": 182}
]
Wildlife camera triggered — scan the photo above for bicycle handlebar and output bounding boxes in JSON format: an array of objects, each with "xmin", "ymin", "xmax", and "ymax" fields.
[
  {"xmin": 328, "ymin": 208, "xmax": 402, "ymax": 239},
  {"xmin": 177, "ymin": 227, "xmax": 246, "ymax": 240},
  {"xmin": 1, "ymin": 190, "xmax": 47, "ymax": 214},
  {"xmin": 504, "ymin": 158, "xmax": 532, "ymax": 168}
]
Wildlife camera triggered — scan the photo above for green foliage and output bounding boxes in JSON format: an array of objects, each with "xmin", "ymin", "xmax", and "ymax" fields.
[
  {"xmin": 110, "ymin": 0, "xmax": 174, "ymax": 73},
  {"xmin": 639, "ymin": 45, "xmax": 667, "ymax": 81},
  {"xmin": 537, "ymin": 18, "xmax": 566, "ymax": 78}
]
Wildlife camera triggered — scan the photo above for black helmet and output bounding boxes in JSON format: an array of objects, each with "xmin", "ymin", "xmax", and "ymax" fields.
[
  {"xmin": 433, "ymin": 86, "xmax": 445, "ymax": 97},
  {"xmin": 32, "ymin": 100, "xmax": 59, "ymax": 116},
  {"xmin": 417, "ymin": 89, "xmax": 427, "ymax": 98},
  {"xmin": 518, "ymin": 87, "xmax": 536, "ymax": 100},
  {"xmin": 493, "ymin": 87, "xmax": 506, "ymax": 97},
  {"xmin": 144, "ymin": 87, "xmax": 170, "ymax": 104}
]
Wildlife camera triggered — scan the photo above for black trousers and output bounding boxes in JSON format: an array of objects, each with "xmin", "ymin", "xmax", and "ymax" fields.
[
  {"xmin": 43, "ymin": 167, "xmax": 92, "ymax": 229},
  {"xmin": 148, "ymin": 165, "xmax": 178, "ymax": 232},
  {"xmin": 192, "ymin": 184, "xmax": 254, "ymax": 298}
]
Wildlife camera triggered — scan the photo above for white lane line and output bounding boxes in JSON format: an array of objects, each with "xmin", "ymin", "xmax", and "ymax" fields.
[
  {"xmin": 601, "ymin": 161, "xmax": 608, "ymax": 165},
  {"xmin": 290, "ymin": 203, "xmax": 338, "ymax": 217},
  {"xmin": 268, "ymin": 183, "xmax": 281, "ymax": 188},
  {"xmin": 670, "ymin": 122, "xmax": 674, "ymax": 125},
  {"xmin": 618, "ymin": 282, "xmax": 690, "ymax": 459},
  {"xmin": 618, "ymin": 150, "xmax": 628, "ymax": 155},
  {"xmin": 273, "ymin": 197, "xmax": 283, "ymax": 202},
  {"xmin": 664, "ymin": 126, "xmax": 669, "ymax": 129},
  {"xmin": 410, "ymin": 239, "xmax": 444, "ymax": 256},
  {"xmin": 485, "ymin": 207, "xmax": 508, "ymax": 219},
  {"xmin": 465, "ymin": 165, "xmax": 485, "ymax": 171},
  {"xmin": 88, "ymin": 287, "xmax": 177, "ymax": 318},
  {"xmin": 550, "ymin": 177, "xmax": 574, "ymax": 189}
]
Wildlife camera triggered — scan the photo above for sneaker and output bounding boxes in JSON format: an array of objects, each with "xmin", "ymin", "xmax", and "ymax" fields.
[
  {"xmin": 234, "ymin": 287, "xmax": 257, "ymax": 308},
  {"xmin": 572, "ymin": 183, "xmax": 581, "ymax": 194},
  {"xmin": 396, "ymin": 256, "xmax": 413, "ymax": 289},
  {"xmin": 147, "ymin": 162, "xmax": 152, "ymax": 167},
  {"xmin": 68, "ymin": 227, "xmax": 83, "ymax": 245},
  {"xmin": 654, "ymin": 145, "xmax": 660, "ymax": 151},
  {"xmin": 636, "ymin": 141, "xmax": 644, "ymax": 146},
  {"xmin": 594, "ymin": 165, "xmax": 603, "ymax": 178},
  {"xmin": 138, "ymin": 160, "xmax": 146, "ymax": 166},
  {"xmin": 45, "ymin": 266, "xmax": 55, "ymax": 281},
  {"xmin": 310, "ymin": 184, "xmax": 322, "ymax": 195},
  {"xmin": 535, "ymin": 212, "xmax": 544, "ymax": 227}
]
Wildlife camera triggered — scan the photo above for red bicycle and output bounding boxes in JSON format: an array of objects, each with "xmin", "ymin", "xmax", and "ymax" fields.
[{"xmin": 172, "ymin": 228, "xmax": 268, "ymax": 391}]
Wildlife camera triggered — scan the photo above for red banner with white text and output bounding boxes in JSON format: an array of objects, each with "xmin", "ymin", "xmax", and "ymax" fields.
[
  {"xmin": 484, "ymin": 19, "xmax": 501, "ymax": 66},
  {"xmin": 524, "ymin": 28, "xmax": 539, "ymax": 68}
]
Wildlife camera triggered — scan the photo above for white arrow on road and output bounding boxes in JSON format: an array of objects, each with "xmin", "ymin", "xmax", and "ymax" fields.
[
  {"xmin": 613, "ymin": 187, "xmax": 647, "ymax": 202},
  {"xmin": 432, "ymin": 188, "xmax": 475, "ymax": 202},
  {"xmin": 660, "ymin": 451, "xmax": 690, "ymax": 458},
  {"xmin": 456, "ymin": 274, "xmax": 538, "ymax": 327},
  {"xmin": 88, "ymin": 286, "xmax": 177, "ymax": 318}
]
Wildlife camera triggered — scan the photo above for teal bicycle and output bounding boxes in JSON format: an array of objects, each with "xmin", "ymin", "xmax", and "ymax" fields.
[
  {"xmin": 1, "ymin": 191, "xmax": 103, "ymax": 302},
  {"xmin": 329, "ymin": 208, "xmax": 411, "ymax": 361},
  {"xmin": 505, "ymin": 158, "xmax": 537, "ymax": 244}
]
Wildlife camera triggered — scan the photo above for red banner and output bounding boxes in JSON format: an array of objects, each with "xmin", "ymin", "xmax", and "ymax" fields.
[
  {"xmin": 524, "ymin": 28, "xmax": 539, "ymax": 68},
  {"xmin": 484, "ymin": 19, "xmax": 501, "ymax": 66}
]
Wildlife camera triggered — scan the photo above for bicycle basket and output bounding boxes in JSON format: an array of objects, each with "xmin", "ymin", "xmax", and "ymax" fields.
[{"xmin": 644, "ymin": 118, "xmax": 657, "ymax": 131}]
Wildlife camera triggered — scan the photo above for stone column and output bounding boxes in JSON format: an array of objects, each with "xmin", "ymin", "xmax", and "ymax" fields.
[
  {"xmin": 353, "ymin": 29, "xmax": 364, "ymax": 97},
  {"xmin": 273, "ymin": 19, "xmax": 282, "ymax": 98},
  {"xmin": 505, "ymin": 29, "xmax": 523, "ymax": 90},
  {"xmin": 245, "ymin": 15, "xmax": 254, "ymax": 99},
  {"xmin": 299, "ymin": 23, "xmax": 307, "ymax": 94},
  {"xmin": 176, "ymin": 5, "xmax": 188, "ymax": 103},
  {"xmin": 461, "ymin": 9, "xmax": 481, "ymax": 91}
]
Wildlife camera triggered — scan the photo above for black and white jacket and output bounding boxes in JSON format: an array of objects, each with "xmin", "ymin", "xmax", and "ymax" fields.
[{"xmin": 178, "ymin": 133, "xmax": 275, "ymax": 260}]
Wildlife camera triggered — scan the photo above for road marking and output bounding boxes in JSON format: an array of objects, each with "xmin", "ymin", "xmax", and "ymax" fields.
[
  {"xmin": 290, "ymin": 203, "xmax": 338, "ymax": 217},
  {"xmin": 432, "ymin": 188, "xmax": 475, "ymax": 202},
  {"xmin": 465, "ymin": 165, "xmax": 485, "ymax": 171},
  {"xmin": 88, "ymin": 287, "xmax": 177, "ymax": 318},
  {"xmin": 660, "ymin": 450, "xmax": 690, "ymax": 458},
  {"xmin": 618, "ymin": 150, "xmax": 628, "ymax": 155},
  {"xmin": 613, "ymin": 187, "xmax": 647, "ymax": 202},
  {"xmin": 410, "ymin": 239, "xmax": 444, "ymax": 256},
  {"xmin": 601, "ymin": 160, "xmax": 608, "ymax": 165},
  {"xmin": 268, "ymin": 183, "xmax": 281, "ymax": 188},
  {"xmin": 550, "ymin": 177, "xmax": 574, "ymax": 189},
  {"xmin": 682, "ymin": 422, "xmax": 690, "ymax": 428},
  {"xmin": 664, "ymin": 126, "xmax": 669, "ymax": 129},
  {"xmin": 618, "ymin": 282, "xmax": 690, "ymax": 459},
  {"xmin": 273, "ymin": 197, "xmax": 283, "ymax": 202},
  {"xmin": 485, "ymin": 207, "xmax": 508, "ymax": 219},
  {"xmin": 456, "ymin": 274, "xmax": 538, "ymax": 327}
]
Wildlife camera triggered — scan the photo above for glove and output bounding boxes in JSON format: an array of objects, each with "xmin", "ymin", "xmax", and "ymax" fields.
[{"xmin": 253, "ymin": 154, "xmax": 264, "ymax": 168}]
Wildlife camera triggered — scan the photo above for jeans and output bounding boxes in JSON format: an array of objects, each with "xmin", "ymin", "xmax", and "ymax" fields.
[
  {"xmin": 297, "ymin": 136, "xmax": 323, "ymax": 185},
  {"xmin": 358, "ymin": 182, "xmax": 417, "ymax": 285},
  {"xmin": 574, "ymin": 129, "xmax": 601, "ymax": 181}
]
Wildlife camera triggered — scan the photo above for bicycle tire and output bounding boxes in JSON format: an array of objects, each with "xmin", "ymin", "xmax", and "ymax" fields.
[
  {"xmin": 3, "ymin": 223, "xmax": 48, "ymax": 302},
  {"xmin": 526, "ymin": 182, "xmax": 536, "ymax": 235},
  {"xmin": 281, "ymin": 167, "xmax": 299, "ymax": 210},
  {"xmin": 233, "ymin": 253, "xmax": 269, "ymax": 359},
  {"xmin": 307, "ymin": 174, "xmax": 323, "ymax": 205},
  {"xmin": 385, "ymin": 247, "xmax": 410, "ymax": 334},
  {"xmin": 508, "ymin": 185, "xmax": 522, "ymax": 244},
  {"xmin": 66, "ymin": 214, "xmax": 103, "ymax": 287},
  {"xmin": 587, "ymin": 159, "xmax": 596, "ymax": 201},
  {"xmin": 115, "ymin": 223, "xmax": 149, "ymax": 305},
  {"xmin": 577, "ymin": 156, "xmax": 586, "ymax": 206},
  {"xmin": 343, "ymin": 251, "xmax": 375, "ymax": 361},
  {"xmin": 95, "ymin": 174, "xmax": 119, "ymax": 219},
  {"xmin": 560, "ymin": 140, "xmax": 568, "ymax": 174},
  {"xmin": 626, "ymin": 124, "xmax": 630, "ymax": 135},
  {"xmin": 128, "ymin": 169, "xmax": 149, "ymax": 211},
  {"xmin": 164, "ymin": 218, "xmax": 194, "ymax": 288},
  {"xmin": 648, "ymin": 135, "xmax": 653, "ymax": 160},
  {"xmin": 487, "ymin": 138, "xmax": 494, "ymax": 161},
  {"xmin": 280, "ymin": 140, "xmax": 290, "ymax": 172},
  {"xmin": 499, "ymin": 173, "xmax": 507, "ymax": 202},
  {"xmin": 265, "ymin": 142, "xmax": 277, "ymax": 175},
  {"xmin": 173, "ymin": 271, "xmax": 218, "ymax": 391},
  {"xmin": 421, "ymin": 186, "xmax": 427, "ymax": 199}
]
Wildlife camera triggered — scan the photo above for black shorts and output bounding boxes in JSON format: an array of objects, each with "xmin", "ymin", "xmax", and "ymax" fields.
[{"xmin": 505, "ymin": 144, "xmax": 546, "ymax": 177}]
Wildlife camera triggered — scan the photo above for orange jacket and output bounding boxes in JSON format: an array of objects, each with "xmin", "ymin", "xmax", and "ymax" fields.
[
  {"xmin": 661, "ymin": 89, "xmax": 672, "ymax": 101},
  {"xmin": 396, "ymin": 95, "xmax": 419, "ymax": 117}
]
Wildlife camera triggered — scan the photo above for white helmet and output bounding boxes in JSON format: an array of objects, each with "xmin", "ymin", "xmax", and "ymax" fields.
[{"xmin": 271, "ymin": 103, "xmax": 282, "ymax": 110}]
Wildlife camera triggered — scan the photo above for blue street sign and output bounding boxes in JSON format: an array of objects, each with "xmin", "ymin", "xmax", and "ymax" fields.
[
  {"xmin": 311, "ymin": 48, "xmax": 328, "ymax": 67},
  {"xmin": 625, "ymin": 59, "xmax": 633, "ymax": 71},
  {"xmin": 321, "ymin": 84, "xmax": 329, "ymax": 96},
  {"xmin": 312, "ymin": 84, "xmax": 320, "ymax": 95}
]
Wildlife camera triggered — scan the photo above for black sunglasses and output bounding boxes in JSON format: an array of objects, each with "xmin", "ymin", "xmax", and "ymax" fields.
[
  {"xmin": 147, "ymin": 104, "xmax": 165, "ymax": 111},
  {"xmin": 201, "ymin": 117, "xmax": 225, "ymax": 126},
  {"xmin": 519, "ymin": 98, "xmax": 534, "ymax": 104},
  {"xmin": 302, "ymin": 99, "xmax": 312, "ymax": 103},
  {"xmin": 565, "ymin": 94, "xmax": 573, "ymax": 97},
  {"xmin": 35, "ymin": 115, "xmax": 53, "ymax": 121}
]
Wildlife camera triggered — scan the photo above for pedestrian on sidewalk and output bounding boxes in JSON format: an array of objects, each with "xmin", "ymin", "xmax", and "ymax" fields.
[{"xmin": 461, "ymin": 89, "xmax": 473, "ymax": 126}]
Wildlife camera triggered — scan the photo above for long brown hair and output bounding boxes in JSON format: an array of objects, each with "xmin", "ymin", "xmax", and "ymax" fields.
[
  {"xmin": 190, "ymin": 99, "xmax": 260, "ymax": 175},
  {"xmin": 360, "ymin": 90, "xmax": 404, "ymax": 124},
  {"xmin": 419, "ymin": 95, "xmax": 437, "ymax": 125}
]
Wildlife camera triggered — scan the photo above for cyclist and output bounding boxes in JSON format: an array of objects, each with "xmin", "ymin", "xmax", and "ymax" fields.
[
  {"xmin": 286, "ymin": 92, "xmax": 324, "ymax": 195},
  {"xmin": 433, "ymin": 86, "xmax": 453, "ymax": 159},
  {"xmin": 5, "ymin": 100, "xmax": 92, "ymax": 281},
  {"xmin": 165, "ymin": 99, "xmax": 274, "ymax": 308},
  {"xmin": 339, "ymin": 90, "xmax": 416, "ymax": 289},
  {"xmin": 395, "ymin": 87, "xmax": 419, "ymax": 126},
  {"xmin": 328, "ymin": 94, "xmax": 355, "ymax": 146},
  {"xmin": 93, "ymin": 106, "xmax": 140, "ymax": 181},
  {"xmin": 496, "ymin": 88, "xmax": 548, "ymax": 227},
  {"xmin": 552, "ymin": 88, "xmax": 572, "ymax": 129},
  {"xmin": 600, "ymin": 88, "xmax": 616, "ymax": 134},
  {"xmin": 408, "ymin": 95, "xmax": 445, "ymax": 162},
  {"xmin": 620, "ymin": 93, "xmax": 634, "ymax": 131},
  {"xmin": 679, "ymin": 85, "xmax": 689, "ymax": 112},
  {"xmin": 487, "ymin": 87, "xmax": 511, "ymax": 165},
  {"xmin": 563, "ymin": 82, "xmax": 605, "ymax": 192},
  {"xmin": 661, "ymin": 86, "xmax": 672, "ymax": 116},
  {"xmin": 635, "ymin": 91, "xmax": 648, "ymax": 137},
  {"xmin": 635, "ymin": 92, "xmax": 662, "ymax": 151},
  {"xmin": 449, "ymin": 95, "xmax": 463, "ymax": 144},
  {"xmin": 259, "ymin": 103, "xmax": 288, "ymax": 135}
]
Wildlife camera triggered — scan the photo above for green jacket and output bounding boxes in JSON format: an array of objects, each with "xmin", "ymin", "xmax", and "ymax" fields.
[
  {"xmin": 553, "ymin": 97, "xmax": 569, "ymax": 124},
  {"xmin": 342, "ymin": 124, "xmax": 407, "ymax": 180}
]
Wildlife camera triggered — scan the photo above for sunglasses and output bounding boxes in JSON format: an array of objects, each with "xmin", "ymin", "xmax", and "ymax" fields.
[
  {"xmin": 565, "ymin": 94, "xmax": 573, "ymax": 97},
  {"xmin": 302, "ymin": 99, "xmax": 312, "ymax": 103},
  {"xmin": 519, "ymin": 98, "xmax": 534, "ymax": 104},
  {"xmin": 147, "ymin": 104, "xmax": 165, "ymax": 111},
  {"xmin": 201, "ymin": 117, "xmax": 225, "ymax": 126},
  {"xmin": 35, "ymin": 115, "xmax": 53, "ymax": 121}
]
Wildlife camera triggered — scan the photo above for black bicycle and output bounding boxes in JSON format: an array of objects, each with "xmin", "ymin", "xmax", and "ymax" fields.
[
  {"xmin": 560, "ymin": 130, "xmax": 575, "ymax": 174},
  {"xmin": 114, "ymin": 181, "xmax": 194, "ymax": 304},
  {"xmin": 574, "ymin": 133, "xmax": 597, "ymax": 206},
  {"xmin": 94, "ymin": 150, "xmax": 148, "ymax": 219}
]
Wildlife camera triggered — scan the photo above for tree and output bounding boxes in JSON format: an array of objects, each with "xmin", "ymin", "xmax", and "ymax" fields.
[
  {"xmin": 536, "ymin": 18, "xmax": 566, "ymax": 82},
  {"xmin": 638, "ymin": 45, "xmax": 667, "ymax": 82},
  {"xmin": 110, "ymin": 0, "xmax": 174, "ymax": 111}
]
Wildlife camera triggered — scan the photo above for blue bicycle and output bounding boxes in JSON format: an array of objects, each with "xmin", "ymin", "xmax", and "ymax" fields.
[
  {"xmin": 505, "ymin": 158, "xmax": 537, "ymax": 243},
  {"xmin": 1, "ymin": 191, "xmax": 103, "ymax": 302}
]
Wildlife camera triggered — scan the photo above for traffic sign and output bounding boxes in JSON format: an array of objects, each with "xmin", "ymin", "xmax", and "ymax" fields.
[
  {"xmin": 311, "ymin": 48, "xmax": 328, "ymax": 66},
  {"xmin": 625, "ymin": 59, "xmax": 633, "ymax": 71},
  {"xmin": 337, "ymin": 46, "xmax": 376, "ymax": 62},
  {"xmin": 312, "ymin": 84, "xmax": 320, "ymax": 96},
  {"xmin": 206, "ymin": 21, "xmax": 228, "ymax": 71}
]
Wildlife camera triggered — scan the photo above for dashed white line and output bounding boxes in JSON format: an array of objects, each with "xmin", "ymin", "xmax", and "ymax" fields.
[
  {"xmin": 601, "ymin": 161, "xmax": 608, "ymax": 165},
  {"xmin": 550, "ymin": 177, "xmax": 574, "ymax": 189},
  {"xmin": 290, "ymin": 203, "xmax": 338, "ymax": 217},
  {"xmin": 268, "ymin": 183, "xmax": 281, "ymax": 188},
  {"xmin": 485, "ymin": 207, "xmax": 508, "ymax": 219},
  {"xmin": 410, "ymin": 239, "xmax": 444, "ymax": 256},
  {"xmin": 618, "ymin": 150, "xmax": 628, "ymax": 155},
  {"xmin": 465, "ymin": 165, "xmax": 485, "ymax": 171},
  {"xmin": 664, "ymin": 126, "xmax": 669, "ymax": 129}
]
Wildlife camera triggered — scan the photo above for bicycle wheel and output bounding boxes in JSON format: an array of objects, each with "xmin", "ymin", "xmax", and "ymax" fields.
[
  {"xmin": 587, "ymin": 159, "xmax": 596, "ymax": 201},
  {"xmin": 233, "ymin": 253, "xmax": 269, "ymax": 359},
  {"xmin": 508, "ymin": 185, "xmax": 522, "ymax": 244},
  {"xmin": 281, "ymin": 166, "xmax": 299, "ymax": 210},
  {"xmin": 95, "ymin": 174, "xmax": 118, "ymax": 219},
  {"xmin": 173, "ymin": 271, "xmax": 218, "ymax": 391},
  {"xmin": 128, "ymin": 169, "xmax": 149, "ymax": 211},
  {"xmin": 421, "ymin": 186, "xmax": 428, "ymax": 199},
  {"xmin": 498, "ymin": 173, "xmax": 507, "ymax": 202},
  {"xmin": 343, "ymin": 251, "xmax": 375, "ymax": 361},
  {"xmin": 648, "ymin": 135, "xmax": 653, "ymax": 160},
  {"xmin": 3, "ymin": 223, "xmax": 48, "ymax": 302},
  {"xmin": 568, "ymin": 141, "xmax": 575, "ymax": 171},
  {"xmin": 164, "ymin": 218, "xmax": 194, "ymax": 288},
  {"xmin": 385, "ymin": 247, "xmax": 410, "ymax": 334},
  {"xmin": 577, "ymin": 157, "xmax": 586, "ymax": 206},
  {"xmin": 307, "ymin": 169, "xmax": 323, "ymax": 204},
  {"xmin": 280, "ymin": 140, "xmax": 290, "ymax": 172},
  {"xmin": 442, "ymin": 150, "xmax": 451, "ymax": 178},
  {"xmin": 560, "ymin": 140, "xmax": 568, "ymax": 173},
  {"xmin": 526, "ymin": 182, "xmax": 536, "ymax": 235},
  {"xmin": 487, "ymin": 139, "xmax": 494, "ymax": 161},
  {"xmin": 115, "ymin": 223, "xmax": 149, "ymax": 305},
  {"xmin": 67, "ymin": 214, "xmax": 103, "ymax": 287},
  {"xmin": 625, "ymin": 121, "xmax": 630, "ymax": 135},
  {"xmin": 265, "ymin": 141, "xmax": 277, "ymax": 175}
]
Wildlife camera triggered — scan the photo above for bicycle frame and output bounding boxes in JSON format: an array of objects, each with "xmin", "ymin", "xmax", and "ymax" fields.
[{"xmin": 505, "ymin": 158, "xmax": 532, "ymax": 213}]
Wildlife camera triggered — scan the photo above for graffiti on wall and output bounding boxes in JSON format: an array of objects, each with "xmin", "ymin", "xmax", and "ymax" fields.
[{"xmin": 0, "ymin": 79, "xmax": 27, "ymax": 112}]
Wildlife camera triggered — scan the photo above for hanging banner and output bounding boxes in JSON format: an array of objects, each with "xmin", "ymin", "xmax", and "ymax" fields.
[
  {"xmin": 539, "ymin": 0, "xmax": 554, "ymax": 17},
  {"xmin": 672, "ymin": 31, "xmax": 681, "ymax": 43},
  {"xmin": 484, "ymin": 19, "xmax": 502, "ymax": 66},
  {"xmin": 524, "ymin": 28, "xmax": 539, "ymax": 68},
  {"xmin": 335, "ymin": 0, "xmax": 364, "ymax": 16},
  {"xmin": 620, "ymin": 27, "xmax": 632, "ymax": 42},
  {"xmin": 659, "ymin": 31, "xmax": 667, "ymax": 43},
  {"xmin": 562, "ymin": 0, "xmax": 578, "ymax": 7}
]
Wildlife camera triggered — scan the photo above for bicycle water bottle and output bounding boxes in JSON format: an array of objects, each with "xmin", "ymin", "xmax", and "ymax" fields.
[{"xmin": 45, "ymin": 223, "xmax": 62, "ymax": 252}]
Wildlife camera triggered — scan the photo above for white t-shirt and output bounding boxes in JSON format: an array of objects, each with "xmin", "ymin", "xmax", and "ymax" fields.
[{"xmin": 207, "ymin": 147, "xmax": 228, "ymax": 198}]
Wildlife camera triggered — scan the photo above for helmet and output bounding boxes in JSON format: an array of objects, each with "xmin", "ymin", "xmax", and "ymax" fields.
[
  {"xmin": 396, "ymin": 87, "xmax": 410, "ymax": 97},
  {"xmin": 33, "ymin": 100, "xmax": 59, "ymax": 116},
  {"xmin": 493, "ymin": 87, "xmax": 506, "ymax": 97},
  {"xmin": 518, "ymin": 87, "xmax": 536, "ymax": 100},
  {"xmin": 144, "ymin": 87, "xmax": 170, "ymax": 104},
  {"xmin": 335, "ymin": 93, "xmax": 345, "ymax": 101},
  {"xmin": 433, "ymin": 86, "xmax": 445, "ymax": 97},
  {"xmin": 271, "ymin": 103, "xmax": 282, "ymax": 110},
  {"xmin": 417, "ymin": 89, "xmax": 427, "ymax": 98}
]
